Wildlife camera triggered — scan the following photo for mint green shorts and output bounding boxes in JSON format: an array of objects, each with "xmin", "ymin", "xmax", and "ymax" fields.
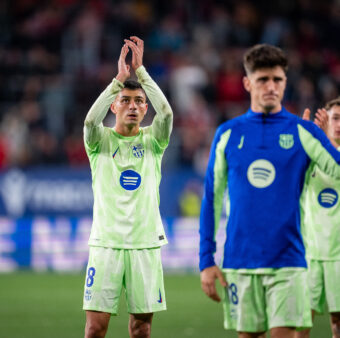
[
  {"xmin": 83, "ymin": 246, "xmax": 166, "ymax": 315},
  {"xmin": 308, "ymin": 259, "xmax": 340, "ymax": 313},
  {"xmin": 222, "ymin": 269, "xmax": 312, "ymax": 332}
]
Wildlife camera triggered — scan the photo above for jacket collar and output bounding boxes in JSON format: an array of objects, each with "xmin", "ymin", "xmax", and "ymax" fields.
[{"xmin": 246, "ymin": 107, "xmax": 288, "ymax": 119}]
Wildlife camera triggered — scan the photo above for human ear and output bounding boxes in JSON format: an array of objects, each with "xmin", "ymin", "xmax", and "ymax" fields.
[
  {"xmin": 243, "ymin": 76, "xmax": 251, "ymax": 93},
  {"xmin": 110, "ymin": 102, "xmax": 117, "ymax": 114}
]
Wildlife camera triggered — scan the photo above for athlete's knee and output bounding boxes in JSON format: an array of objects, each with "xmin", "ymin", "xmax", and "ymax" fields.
[
  {"xmin": 85, "ymin": 320, "xmax": 108, "ymax": 338},
  {"xmin": 295, "ymin": 328, "xmax": 310, "ymax": 338},
  {"xmin": 330, "ymin": 312, "xmax": 340, "ymax": 338},
  {"xmin": 129, "ymin": 322, "xmax": 151, "ymax": 338},
  {"xmin": 238, "ymin": 332, "xmax": 266, "ymax": 338},
  {"xmin": 270, "ymin": 326, "xmax": 295, "ymax": 338},
  {"xmin": 129, "ymin": 313, "xmax": 153, "ymax": 338}
]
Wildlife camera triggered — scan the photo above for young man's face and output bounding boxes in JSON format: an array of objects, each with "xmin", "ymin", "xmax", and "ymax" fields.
[
  {"xmin": 243, "ymin": 66, "xmax": 287, "ymax": 113},
  {"xmin": 111, "ymin": 88, "xmax": 148, "ymax": 128},
  {"xmin": 328, "ymin": 105, "xmax": 340, "ymax": 143}
]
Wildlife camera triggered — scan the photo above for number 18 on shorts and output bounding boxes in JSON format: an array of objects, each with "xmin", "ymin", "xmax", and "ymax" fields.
[
  {"xmin": 222, "ymin": 270, "xmax": 312, "ymax": 332},
  {"xmin": 83, "ymin": 246, "xmax": 167, "ymax": 315}
]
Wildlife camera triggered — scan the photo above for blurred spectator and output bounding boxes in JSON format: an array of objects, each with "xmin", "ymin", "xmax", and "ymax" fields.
[
  {"xmin": 216, "ymin": 48, "xmax": 246, "ymax": 106},
  {"xmin": 179, "ymin": 180, "xmax": 202, "ymax": 217},
  {"xmin": 0, "ymin": 0, "xmax": 339, "ymax": 174},
  {"xmin": 62, "ymin": 3, "xmax": 103, "ymax": 77},
  {"xmin": 170, "ymin": 54, "xmax": 208, "ymax": 114}
]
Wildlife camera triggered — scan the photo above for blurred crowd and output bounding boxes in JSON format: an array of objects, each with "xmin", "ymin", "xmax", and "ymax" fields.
[{"xmin": 1, "ymin": 0, "xmax": 340, "ymax": 174}]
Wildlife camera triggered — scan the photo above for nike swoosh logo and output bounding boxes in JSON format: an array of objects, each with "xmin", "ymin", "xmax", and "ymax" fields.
[
  {"xmin": 112, "ymin": 147, "xmax": 119, "ymax": 158},
  {"xmin": 238, "ymin": 136, "xmax": 244, "ymax": 149},
  {"xmin": 157, "ymin": 289, "xmax": 162, "ymax": 303}
]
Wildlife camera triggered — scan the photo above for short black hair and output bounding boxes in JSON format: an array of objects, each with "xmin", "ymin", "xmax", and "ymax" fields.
[
  {"xmin": 122, "ymin": 80, "xmax": 146, "ymax": 99},
  {"xmin": 325, "ymin": 97, "xmax": 340, "ymax": 111},
  {"xmin": 123, "ymin": 80, "xmax": 144, "ymax": 92},
  {"xmin": 243, "ymin": 44, "xmax": 288, "ymax": 75}
]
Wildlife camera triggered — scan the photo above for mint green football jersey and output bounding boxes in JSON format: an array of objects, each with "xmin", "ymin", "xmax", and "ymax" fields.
[
  {"xmin": 301, "ymin": 147, "xmax": 340, "ymax": 260},
  {"xmin": 83, "ymin": 66, "xmax": 173, "ymax": 249}
]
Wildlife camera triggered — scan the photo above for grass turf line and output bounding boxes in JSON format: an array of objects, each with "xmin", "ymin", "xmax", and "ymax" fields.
[{"xmin": 0, "ymin": 272, "xmax": 331, "ymax": 338}]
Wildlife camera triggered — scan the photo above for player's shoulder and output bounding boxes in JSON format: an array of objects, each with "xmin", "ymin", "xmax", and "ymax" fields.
[
  {"xmin": 140, "ymin": 126, "xmax": 151, "ymax": 134},
  {"xmin": 280, "ymin": 107, "xmax": 321, "ymax": 135},
  {"xmin": 104, "ymin": 126, "xmax": 113, "ymax": 133},
  {"xmin": 294, "ymin": 115, "xmax": 322, "ymax": 137},
  {"xmin": 215, "ymin": 114, "xmax": 247, "ymax": 136},
  {"xmin": 278, "ymin": 107, "xmax": 302, "ymax": 124},
  {"xmin": 139, "ymin": 126, "xmax": 154, "ymax": 143},
  {"xmin": 139, "ymin": 126, "xmax": 167, "ymax": 152}
]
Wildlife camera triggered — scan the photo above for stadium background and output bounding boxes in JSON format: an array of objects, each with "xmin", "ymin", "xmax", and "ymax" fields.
[{"xmin": 0, "ymin": 0, "xmax": 338, "ymax": 336}]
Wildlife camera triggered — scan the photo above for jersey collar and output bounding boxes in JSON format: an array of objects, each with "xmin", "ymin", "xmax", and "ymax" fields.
[{"xmin": 246, "ymin": 107, "xmax": 288, "ymax": 119}]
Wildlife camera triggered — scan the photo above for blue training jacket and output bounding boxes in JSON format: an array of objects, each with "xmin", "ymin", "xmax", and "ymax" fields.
[{"xmin": 199, "ymin": 107, "xmax": 340, "ymax": 271}]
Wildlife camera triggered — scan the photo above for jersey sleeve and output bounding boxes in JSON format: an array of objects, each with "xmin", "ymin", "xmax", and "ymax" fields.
[
  {"xmin": 298, "ymin": 122, "xmax": 340, "ymax": 178},
  {"xmin": 84, "ymin": 78, "xmax": 124, "ymax": 153},
  {"xmin": 199, "ymin": 127, "xmax": 231, "ymax": 271},
  {"xmin": 136, "ymin": 66, "xmax": 173, "ymax": 152},
  {"xmin": 299, "ymin": 162, "xmax": 313, "ymax": 250}
]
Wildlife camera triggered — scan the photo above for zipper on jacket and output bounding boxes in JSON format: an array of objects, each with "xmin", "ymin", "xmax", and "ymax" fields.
[{"xmin": 260, "ymin": 113, "xmax": 268, "ymax": 149}]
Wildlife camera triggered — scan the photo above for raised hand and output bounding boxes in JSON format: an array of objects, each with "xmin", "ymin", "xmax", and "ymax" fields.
[
  {"xmin": 303, "ymin": 107, "xmax": 330, "ymax": 137},
  {"xmin": 314, "ymin": 108, "xmax": 329, "ymax": 135},
  {"xmin": 124, "ymin": 36, "xmax": 144, "ymax": 71},
  {"xmin": 116, "ymin": 44, "xmax": 130, "ymax": 83},
  {"xmin": 302, "ymin": 108, "xmax": 311, "ymax": 121}
]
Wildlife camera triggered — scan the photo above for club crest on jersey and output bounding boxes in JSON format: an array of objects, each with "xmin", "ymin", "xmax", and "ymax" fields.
[
  {"xmin": 318, "ymin": 188, "xmax": 338, "ymax": 208},
  {"xmin": 120, "ymin": 170, "xmax": 141, "ymax": 190},
  {"xmin": 247, "ymin": 159, "xmax": 276, "ymax": 188},
  {"xmin": 84, "ymin": 289, "xmax": 92, "ymax": 301},
  {"xmin": 279, "ymin": 134, "xmax": 294, "ymax": 149},
  {"xmin": 131, "ymin": 143, "xmax": 144, "ymax": 158}
]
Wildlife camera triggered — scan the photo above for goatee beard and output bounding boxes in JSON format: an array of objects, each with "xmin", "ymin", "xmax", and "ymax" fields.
[{"xmin": 263, "ymin": 104, "xmax": 275, "ymax": 114}]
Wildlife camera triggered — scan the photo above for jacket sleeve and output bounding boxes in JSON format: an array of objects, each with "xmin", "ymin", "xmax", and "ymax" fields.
[
  {"xmin": 199, "ymin": 127, "xmax": 231, "ymax": 271},
  {"xmin": 298, "ymin": 122, "xmax": 340, "ymax": 178}
]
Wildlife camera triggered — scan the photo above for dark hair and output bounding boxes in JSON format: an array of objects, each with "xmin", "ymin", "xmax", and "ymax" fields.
[
  {"xmin": 122, "ymin": 80, "xmax": 146, "ymax": 99},
  {"xmin": 123, "ymin": 80, "xmax": 144, "ymax": 91},
  {"xmin": 325, "ymin": 97, "xmax": 340, "ymax": 111},
  {"xmin": 243, "ymin": 44, "xmax": 288, "ymax": 75}
]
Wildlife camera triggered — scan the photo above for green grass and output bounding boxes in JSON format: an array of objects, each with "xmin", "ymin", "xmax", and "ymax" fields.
[{"xmin": 0, "ymin": 272, "xmax": 331, "ymax": 338}]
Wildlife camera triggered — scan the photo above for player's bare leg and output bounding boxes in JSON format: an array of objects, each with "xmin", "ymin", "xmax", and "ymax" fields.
[
  {"xmin": 295, "ymin": 309, "xmax": 315, "ymax": 338},
  {"xmin": 85, "ymin": 310, "xmax": 111, "ymax": 338},
  {"xmin": 270, "ymin": 327, "xmax": 295, "ymax": 338},
  {"xmin": 238, "ymin": 332, "xmax": 266, "ymax": 338},
  {"xmin": 330, "ymin": 312, "xmax": 340, "ymax": 338},
  {"xmin": 129, "ymin": 313, "xmax": 153, "ymax": 338},
  {"xmin": 295, "ymin": 327, "xmax": 310, "ymax": 338}
]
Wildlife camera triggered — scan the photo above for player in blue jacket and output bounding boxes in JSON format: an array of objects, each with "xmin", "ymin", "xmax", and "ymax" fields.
[{"xmin": 199, "ymin": 44, "xmax": 340, "ymax": 338}]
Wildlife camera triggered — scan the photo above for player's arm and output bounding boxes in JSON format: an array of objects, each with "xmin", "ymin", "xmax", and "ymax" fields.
[
  {"xmin": 200, "ymin": 265, "xmax": 227, "ymax": 302},
  {"xmin": 84, "ymin": 44, "xmax": 130, "ymax": 147},
  {"xmin": 298, "ymin": 117, "xmax": 340, "ymax": 178},
  {"xmin": 199, "ymin": 127, "xmax": 230, "ymax": 301},
  {"xmin": 303, "ymin": 108, "xmax": 339, "ymax": 149},
  {"xmin": 125, "ymin": 36, "xmax": 173, "ymax": 148}
]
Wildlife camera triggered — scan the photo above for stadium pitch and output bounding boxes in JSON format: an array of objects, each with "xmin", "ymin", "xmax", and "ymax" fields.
[{"xmin": 0, "ymin": 272, "xmax": 331, "ymax": 337}]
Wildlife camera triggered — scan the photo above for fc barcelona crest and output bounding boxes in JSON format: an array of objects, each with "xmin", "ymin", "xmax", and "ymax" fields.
[
  {"xmin": 131, "ymin": 143, "xmax": 145, "ymax": 158},
  {"xmin": 279, "ymin": 134, "xmax": 294, "ymax": 149}
]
